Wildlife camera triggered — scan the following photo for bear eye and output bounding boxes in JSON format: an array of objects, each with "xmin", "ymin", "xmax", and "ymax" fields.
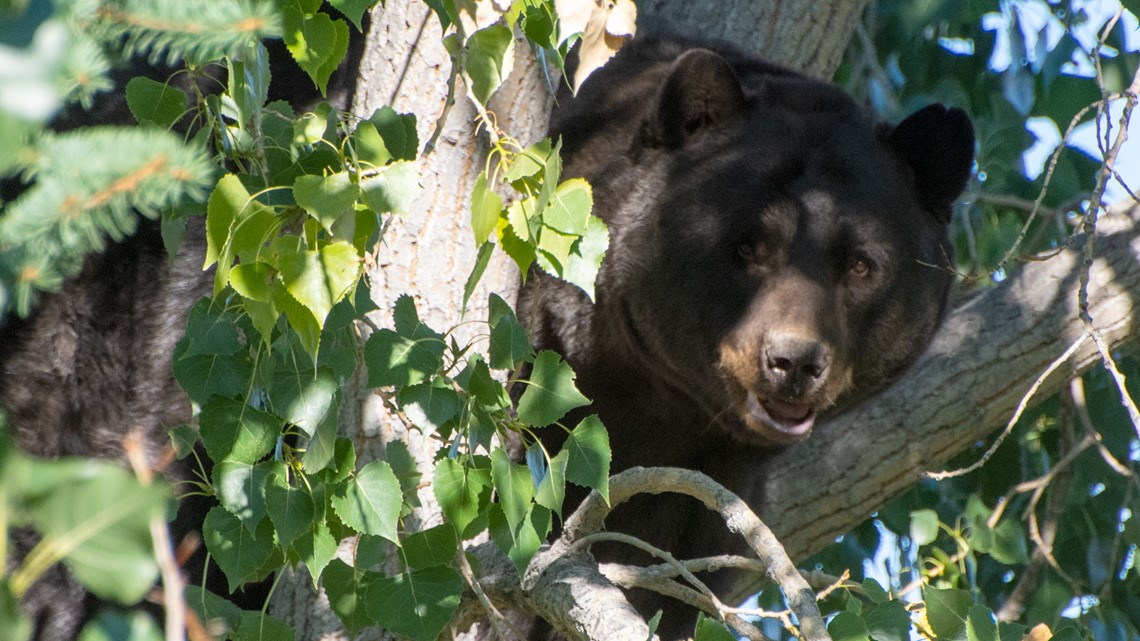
[
  {"xmin": 848, "ymin": 255, "xmax": 872, "ymax": 278},
  {"xmin": 737, "ymin": 242, "xmax": 756, "ymax": 262}
]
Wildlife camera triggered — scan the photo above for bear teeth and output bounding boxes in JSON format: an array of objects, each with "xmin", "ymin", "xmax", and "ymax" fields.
[{"xmin": 746, "ymin": 391, "xmax": 815, "ymax": 438}]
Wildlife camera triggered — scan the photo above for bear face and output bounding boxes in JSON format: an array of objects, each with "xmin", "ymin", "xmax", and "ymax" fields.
[{"xmin": 536, "ymin": 36, "xmax": 974, "ymax": 450}]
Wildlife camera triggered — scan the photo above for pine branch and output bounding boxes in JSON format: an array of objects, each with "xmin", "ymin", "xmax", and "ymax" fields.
[
  {"xmin": 0, "ymin": 126, "xmax": 215, "ymax": 316},
  {"xmin": 93, "ymin": 0, "xmax": 282, "ymax": 66}
]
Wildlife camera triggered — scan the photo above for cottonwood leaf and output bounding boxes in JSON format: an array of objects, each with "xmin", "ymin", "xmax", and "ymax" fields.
[
  {"xmin": 829, "ymin": 612, "xmax": 870, "ymax": 641},
  {"xmin": 323, "ymin": 560, "xmax": 372, "ymax": 635},
  {"xmin": 464, "ymin": 24, "xmax": 515, "ymax": 106},
  {"xmin": 293, "ymin": 172, "xmax": 358, "ymax": 232},
  {"xmin": 203, "ymin": 507, "xmax": 275, "ymax": 593},
  {"xmin": 213, "ymin": 460, "xmax": 272, "ymax": 533},
  {"xmin": 282, "ymin": 8, "xmax": 349, "ymax": 94},
  {"xmin": 433, "ymin": 457, "xmax": 492, "ymax": 534},
  {"xmin": 925, "ymin": 587, "xmax": 973, "ymax": 641},
  {"xmin": 264, "ymin": 473, "xmax": 315, "ymax": 551},
  {"xmin": 397, "ymin": 381, "xmax": 463, "ymax": 435},
  {"xmin": 693, "ymin": 613, "xmax": 735, "ymax": 641},
  {"xmin": 534, "ymin": 448, "xmax": 569, "ymax": 516},
  {"xmin": 517, "ymin": 350, "xmax": 590, "ymax": 426},
  {"xmin": 329, "ymin": 0, "xmax": 373, "ymax": 30},
  {"xmin": 293, "ymin": 516, "xmax": 337, "ymax": 584},
  {"xmin": 488, "ymin": 504, "xmax": 550, "ymax": 575},
  {"xmin": 276, "ymin": 240, "xmax": 361, "ymax": 328},
  {"xmin": 232, "ymin": 611, "xmax": 294, "ymax": 641},
  {"xmin": 364, "ymin": 567, "xmax": 464, "ymax": 641},
  {"xmin": 125, "ymin": 77, "xmax": 186, "ymax": 129},
  {"xmin": 331, "ymin": 460, "xmax": 401, "ymax": 543},
  {"xmin": 360, "ymin": 161, "xmax": 421, "ymax": 216},
  {"xmin": 400, "ymin": 525, "xmax": 458, "ymax": 570},
  {"xmin": 564, "ymin": 415, "xmax": 609, "ymax": 503},
  {"xmin": 491, "ymin": 448, "xmax": 534, "ymax": 530},
  {"xmin": 471, "ymin": 171, "xmax": 503, "ymax": 245},
  {"xmin": 198, "ymin": 396, "xmax": 280, "ymax": 465}
]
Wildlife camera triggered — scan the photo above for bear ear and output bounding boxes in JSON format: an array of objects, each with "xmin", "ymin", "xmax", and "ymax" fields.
[
  {"xmin": 643, "ymin": 48, "xmax": 748, "ymax": 149},
  {"xmin": 886, "ymin": 104, "xmax": 975, "ymax": 223}
]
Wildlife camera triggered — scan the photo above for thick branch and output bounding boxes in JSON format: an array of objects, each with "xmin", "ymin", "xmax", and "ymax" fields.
[{"xmin": 728, "ymin": 202, "xmax": 1140, "ymax": 602}]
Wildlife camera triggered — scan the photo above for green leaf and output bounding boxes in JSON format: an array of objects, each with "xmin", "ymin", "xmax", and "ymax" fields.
[
  {"xmin": 500, "ymin": 217, "xmax": 536, "ymax": 275},
  {"xmin": 491, "ymin": 448, "xmax": 535, "ymax": 530},
  {"xmin": 989, "ymin": 518, "xmax": 1030, "ymax": 565},
  {"xmin": 397, "ymin": 381, "xmax": 464, "ymax": 435},
  {"xmin": 534, "ymin": 448, "xmax": 569, "ymax": 517},
  {"xmin": 230, "ymin": 262, "xmax": 275, "ymax": 302},
  {"xmin": 966, "ymin": 606, "xmax": 998, "ymax": 641},
  {"xmin": 862, "ymin": 577, "xmax": 890, "ymax": 604},
  {"xmin": 351, "ymin": 120, "xmax": 392, "ymax": 168},
  {"xmin": 282, "ymin": 8, "xmax": 350, "ymax": 94},
  {"xmin": 365, "ymin": 106, "xmax": 418, "ymax": 161},
  {"xmin": 180, "ymin": 299, "xmax": 242, "ymax": 356},
  {"xmin": 198, "ymin": 397, "xmax": 281, "ymax": 465},
  {"xmin": 516, "ymin": 350, "xmax": 591, "ymax": 426},
  {"xmin": 21, "ymin": 461, "xmax": 170, "ymax": 604},
  {"xmin": 364, "ymin": 299, "xmax": 446, "ymax": 387},
  {"xmin": 277, "ymin": 240, "xmax": 361, "ymax": 328},
  {"xmin": 293, "ymin": 516, "xmax": 338, "ymax": 584},
  {"xmin": 331, "ymin": 460, "xmax": 402, "ymax": 543},
  {"xmin": 184, "ymin": 586, "xmax": 242, "ymax": 638},
  {"xmin": 464, "ymin": 24, "xmax": 515, "ymax": 106},
  {"xmin": 265, "ymin": 473, "xmax": 316, "ymax": 551},
  {"xmin": 433, "ymin": 457, "xmax": 492, "ymax": 534},
  {"xmin": 489, "ymin": 314, "xmax": 532, "ymax": 369},
  {"xmin": 471, "ymin": 171, "xmax": 503, "ymax": 244},
  {"xmin": 323, "ymin": 559, "xmax": 373, "ymax": 635},
  {"xmin": 78, "ymin": 611, "xmax": 163, "ymax": 641},
  {"xmin": 293, "ymin": 172, "xmax": 359, "ymax": 232},
  {"xmin": 543, "ymin": 178, "xmax": 592, "ymax": 235},
  {"xmin": 560, "ymin": 214, "xmax": 609, "ymax": 301},
  {"xmin": 925, "ymin": 587, "xmax": 973, "ymax": 641},
  {"xmin": 401, "ymin": 524, "xmax": 459, "ymax": 570},
  {"xmin": 213, "ymin": 460, "xmax": 272, "ymax": 533},
  {"xmin": 360, "ymin": 161, "xmax": 421, "ymax": 216},
  {"xmin": 203, "ymin": 507, "xmax": 276, "ymax": 593},
  {"xmin": 829, "ymin": 611, "xmax": 871, "ymax": 641},
  {"xmin": 232, "ymin": 611, "xmax": 295, "ymax": 641},
  {"xmin": 564, "ymin": 415, "xmax": 610, "ymax": 503},
  {"xmin": 693, "ymin": 613, "xmax": 736, "ymax": 641},
  {"xmin": 910, "ymin": 509, "xmax": 940, "ymax": 546},
  {"xmin": 863, "ymin": 599, "xmax": 910, "ymax": 641},
  {"xmin": 462, "ymin": 240, "xmax": 495, "ymax": 314},
  {"xmin": 488, "ymin": 503, "xmax": 550, "ymax": 575},
  {"xmin": 365, "ymin": 566, "xmax": 464, "ymax": 641},
  {"xmin": 124, "ymin": 77, "xmax": 186, "ymax": 129},
  {"xmin": 387, "ymin": 441, "xmax": 423, "ymax": 511},
  {"xmin": 267, "ymin": 366, "xmax": 339, "ymax": 441},
  {"xmin": 329, "ymin": 0, "xmax": 374, "ymax": 31}
]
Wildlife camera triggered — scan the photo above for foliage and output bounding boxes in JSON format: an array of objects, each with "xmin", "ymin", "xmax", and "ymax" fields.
[
  {"xmin": 1, "ymin": 0, "xmax": 1138, "ymax": 640},
  {"xmin": 1, "ymin": 1, "xmax": 611, "ymax": 639}
]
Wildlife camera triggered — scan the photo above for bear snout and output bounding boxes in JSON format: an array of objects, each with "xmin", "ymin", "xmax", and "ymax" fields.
[{"xmin": 761, "ymin": 331, "xmax": 832, "ymax": 399}]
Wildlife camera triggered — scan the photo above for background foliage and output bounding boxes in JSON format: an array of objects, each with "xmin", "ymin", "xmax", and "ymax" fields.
[{"xmin": 0, "ymin": 0, "xmax": 1138, "ymax": 640}]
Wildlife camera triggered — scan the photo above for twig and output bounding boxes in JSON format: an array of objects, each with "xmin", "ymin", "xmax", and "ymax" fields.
[
  {"xmin": 1069, "ymin": 377, "xmax": 1133, "ymax": 476},
  {"xmin": 124, "ymin": 433, "xmax": 186, "ymax": 641},
  {"xmin": 1077, "ymin": 24, "xmax": 1140, "ymax": 443},
  {"xmin": 560, "ymin": 467, "xmax": 829, "ymax": 641},
  {"xmin": 926, "ymin": 332, "xmax": 1088, "ymax": 480},
  {"xmin": 455, "ymin": 546, "xmax": 523, "ymax": 640}
]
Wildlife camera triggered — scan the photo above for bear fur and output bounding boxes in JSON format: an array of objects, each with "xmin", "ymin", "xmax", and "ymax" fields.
[{"xmin": 518, "ymin": 33, "xmax": 974, "ymax": 638}]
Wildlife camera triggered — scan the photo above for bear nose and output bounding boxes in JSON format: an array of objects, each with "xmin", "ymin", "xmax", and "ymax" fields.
[{"xmin": 763, "ymin": 332, "xmax": 831, "ymax": 395}]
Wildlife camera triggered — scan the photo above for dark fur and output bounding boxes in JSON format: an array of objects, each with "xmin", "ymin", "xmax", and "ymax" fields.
[{"xmin": 519, "ymin": 34, "xmax": 974, "ymax": 638}]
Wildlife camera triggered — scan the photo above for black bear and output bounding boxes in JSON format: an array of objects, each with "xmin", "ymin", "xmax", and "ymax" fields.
[{"xmin": 518, "ymin": 33, "xmax": 974, "ymax": 638}]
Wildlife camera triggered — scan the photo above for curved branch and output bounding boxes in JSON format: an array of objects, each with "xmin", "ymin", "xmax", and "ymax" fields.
[{"xmin": 557, "ymin": 467, "xmax": 829, "ymax": 641}]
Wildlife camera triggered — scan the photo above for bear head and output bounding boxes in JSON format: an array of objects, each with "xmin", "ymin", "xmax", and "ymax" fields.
[{"xmin": 552, "ymin": 43, "xmax": 975, "ymax": 447}]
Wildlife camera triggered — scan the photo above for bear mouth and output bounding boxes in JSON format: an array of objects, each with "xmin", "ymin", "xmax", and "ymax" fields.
[{"xmin": 743, "ymin": 391, "xmax": 816, "ymax": 443}]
